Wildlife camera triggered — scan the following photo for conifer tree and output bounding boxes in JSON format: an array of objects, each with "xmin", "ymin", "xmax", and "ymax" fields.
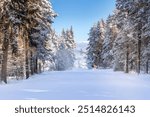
[
  {"xmin": 0, "ymin": 0, "xmax": 57, "ymax": 83},
  {"xmin": 102, "ymin": 15, "xmax": 118, "ymax": 68},
  {"xmin": 87, "ymin": 20, "xmax": 105, "ymax": 69},
  {"xmin": 55, "ymin": 27, "xmax": 76, "ymax": 71}
]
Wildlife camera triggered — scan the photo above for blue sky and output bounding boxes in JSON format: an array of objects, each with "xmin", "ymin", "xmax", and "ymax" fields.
[{"xmin": 51, "ymin": 0, "xmax": 116, "ymax": 42}]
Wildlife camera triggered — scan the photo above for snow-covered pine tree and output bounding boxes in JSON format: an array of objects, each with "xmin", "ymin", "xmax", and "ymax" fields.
[
  {"xmin": 112, "ymin": 6, "xmax": 130, "ymax": 72},
  {"xmin": 0, "ymin": 0, "xmax": 57, "ymax": 83},
  {"xmin": 102, "ymin": 14, "xmax": 118, "ymax": 68},
  {"xmin": 111, "ymin": 0, "xmax": 150, "ymax": 73},
  {"xmin": 115, "ymin": 0, "xmax": 150, "ymax": 73},
  {"xmin": 87, "ymin": 25, "xmax": 96, "ymax": 69},
  {"xmin": 87, "ymin": 19, "xmax": 105, "ymax": 69},
  {"xmin": 46, "ymin": 29, "xmax": 60, "ymax": 71},
  {"xmin": 65, "ymin": 26, "xmax": 76, "ymax": 49},
  {"xmin": 27, "ymin": 0, "xmax": 57, "ymax": 76},
  {"xmin": 0, "ymin": 0, "xmax": 27, "ymax": 83},
  {"xmin": 140, "ymin": 0, "xmax": 150, "ymax": 73},
  {"xmin": 113, "ymin": 0, "xmax": 139, "ymax": 73},
  {"xmin": 61, "ymin": 26, "xmax": 76, "ymax": 49},
  {"xmin": 55, "ymin": 27, "xmax": 76, "ymax": 71},
  {"xmin": 119, "ymin": 0, "xmax": 146, "ymax": 73}
]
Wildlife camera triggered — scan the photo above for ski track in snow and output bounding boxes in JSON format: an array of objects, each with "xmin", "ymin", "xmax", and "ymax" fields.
[{"xmin": 0, "ymin": 69, "xmax": 150, "ymax": 100}]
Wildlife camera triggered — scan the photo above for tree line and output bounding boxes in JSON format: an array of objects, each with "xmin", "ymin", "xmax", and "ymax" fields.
[
  {"xmin": 0, "ymin": 0, "xmax": 76, "ymax": 84},
  {"xmin": 87, "ymin": 0, "xmax": 150, "ymax": 74}
]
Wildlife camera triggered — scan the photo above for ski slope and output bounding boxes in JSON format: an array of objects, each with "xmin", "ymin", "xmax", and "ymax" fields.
[{"xmin": 0, "ymin": 69, "xmax": 150, "ymax": 100}]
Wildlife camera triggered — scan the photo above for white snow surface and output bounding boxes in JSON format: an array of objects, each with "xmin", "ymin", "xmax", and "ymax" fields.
[{"xmin": 0, "ymin": 69, "xmax": 150, "ymax": 100}]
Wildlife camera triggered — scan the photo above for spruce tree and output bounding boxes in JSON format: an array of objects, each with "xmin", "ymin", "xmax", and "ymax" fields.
[
  {"xmin": 87, "ymin": 20, "xmax": 105, "ymax": 69},
  {"xmin": 102, "ymin": 15, "xmax": 118, "ymax": 68},
  {"xmin": 0, "ymin": 0, "xmax": 57, "ymax": 83}
]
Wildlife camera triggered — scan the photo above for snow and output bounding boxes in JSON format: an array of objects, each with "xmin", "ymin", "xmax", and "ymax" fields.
[
  {"xmin": 74, "ymin": 41, "xmax": 88, "ymax": 69},
  {"xmin": 0, "ymin": 69, "xmax": 150, "ymax": 100}
]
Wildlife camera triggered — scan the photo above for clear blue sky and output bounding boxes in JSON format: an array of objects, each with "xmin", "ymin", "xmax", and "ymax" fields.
[{"xmin": 51, "ymin": 0, "xmax": 116, "ymax": 42}]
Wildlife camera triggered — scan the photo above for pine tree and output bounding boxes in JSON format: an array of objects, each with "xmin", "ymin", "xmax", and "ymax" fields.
[
  {"xmin": 140, "ymin": 0, "xmax": 150, "ymax": 73},
  {"xmin": 61, "ymin": 26, "xmax": 76, "ymax": 49},
  {"xmin": 0, "ymin": 0, "xmax": 26, "ymax": 83},
  {"xmin": 55, "ymin": 27, "xmax": 76, "ymax": 71},
  {"xmin": 102, "ymin": 15, "xmax": 118, "ymax": 68},
  {"xmin": 87, "ymin": 20, "xmax": 105, "ymax": 69},
  {"xmin": 27, "ymin": 0, "xmax": 56, "ymax": 75},
  {"xmin": 0, "ymin": 0, "xmax": 57, "ymax": 83},
  {"xmin": 115, "ymin": 0, "xmax": 150, "ymax": 73},
  {"xmin": 66, "ymin": 26, "xmax": 76, "ymax": 49},
  {"xmin": 46, "ymin": 29, "xmax": 60, "ymax": 71}
]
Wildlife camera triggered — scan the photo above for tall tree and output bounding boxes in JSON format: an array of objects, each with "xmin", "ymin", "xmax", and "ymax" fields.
[
  {"xmin": 140, "ymin": 0, "xmax": 150, "ymax": 73},
  {"xmin": 0, "ymin": 0, "xmax": 25, "ymax": 83},
  {"xmin": 0, "ymin": 0, "xmax": 57, "ymax": 83},
  {"xmin": 87, "ymin": 20, "xmax": 105, "ymax": 69},
  {"xmin": 102, "ymin": 14, "xmax": 118, "ymax": 68}
]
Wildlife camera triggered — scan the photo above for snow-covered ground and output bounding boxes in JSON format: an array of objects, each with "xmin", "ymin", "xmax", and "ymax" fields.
[{"xmin": 0, "ymin": 69, "xmax": 150, "ymax": 100}]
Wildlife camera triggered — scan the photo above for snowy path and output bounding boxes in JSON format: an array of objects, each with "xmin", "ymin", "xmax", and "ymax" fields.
[{"xmin": 0, "ymin": 69, "xmax": 150, "ymax": 100}]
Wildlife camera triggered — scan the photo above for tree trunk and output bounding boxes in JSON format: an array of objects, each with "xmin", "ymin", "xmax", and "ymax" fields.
[
  {"xmin": 34, "ymin": 56, "xmax": 38, "ymax": 74},
  {"xmin": 137, "ymin": 40, "xmax": 141, "ymax": 74},
  {"xmin": 125, "ymin": 44, "xmax": 129, "ymax": 73},
  {"xmin": 1, "ymin": 37, "xmax": 9, "ymax": 84},
  {"xmin": 30, "ymin": 51, "xmax": 34, "ymax": 75},
  {"xmin": 25, "ymin": 38, "xmax": 30, "ymax": 79},
  {"xmin": 38, "ymin": 62, "xmax": 42, "ymax": 73},
  {"xmin": 146, "ymin": 59, "xmax": 149, "ymax": 74},
  {"xmin": 22, "ymin": 41, "xmax": 26, "ymax": 79}
]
